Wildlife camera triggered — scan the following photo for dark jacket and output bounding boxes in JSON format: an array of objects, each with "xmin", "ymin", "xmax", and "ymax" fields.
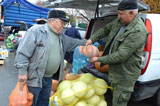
[{"xmin": 65, "ymin": 27, "xmax": 81, "ymax": 39}]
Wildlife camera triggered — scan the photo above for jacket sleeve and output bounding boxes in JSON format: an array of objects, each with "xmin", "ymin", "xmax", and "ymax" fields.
[
  {"xmin": 98, "ymin": 31, "xmax": 147, "ymax": 64},
  {"xmin": 14, "ymin": 28, "xmax": 36, "ymax": 75},
  {"xmin": 62, "ymin": 33, "xmax": 87, "ymax": 52},
  {"xmin": 90, "ymin": 19, "xmax": 116, "ymax": 43}
]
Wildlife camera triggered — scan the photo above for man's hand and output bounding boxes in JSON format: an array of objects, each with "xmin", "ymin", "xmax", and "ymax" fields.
[
  {"xmin": 89, "ymin": 57, "xmax": 98, "ymax": 63},
  {"xmin": 86, "ymin": 39, "xmax": 92, "ymax": 46},
  {"xmin": 18, "ymin": 74, "xmax": 27, "ymax": 82}
]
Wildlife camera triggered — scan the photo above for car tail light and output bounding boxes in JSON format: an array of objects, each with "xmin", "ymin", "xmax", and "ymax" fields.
[
  {"xmin": 141, "ymin": 19, "xmax": 152, "ymax": 75},
  {"xmin": 84, "ymin": 21, "xmax": 90, "ymax": 39}
]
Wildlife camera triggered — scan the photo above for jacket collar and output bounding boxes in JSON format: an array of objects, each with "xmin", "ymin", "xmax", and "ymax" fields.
[
  {"xmin": 125, "ymin": 14, "xmax": 140, "ymax": 30},
  {"xmin": 39, "ymin": 23, "xmax": 48, "ymax": 33},
  {"xmin": 111, "ymin": 15, "xmax": 139, "ymax": 40},
  {"xmin": 117, "ymin": 14, "xmax": 140, "ymax": 31}
]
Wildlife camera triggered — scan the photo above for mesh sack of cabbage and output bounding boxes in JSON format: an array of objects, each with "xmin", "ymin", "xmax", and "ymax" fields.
[{"xmin": 49, "ymin": 73, "xmax": 112, "ymax": 106}]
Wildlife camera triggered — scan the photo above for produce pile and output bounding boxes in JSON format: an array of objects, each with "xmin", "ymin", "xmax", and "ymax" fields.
[
  {"xmin": 49, "ymin": 73, "xmax": 111, "ymax": 106},
  {"xmin": 6, "ymin": 33, "xmax": 19, "ymax": 49}
]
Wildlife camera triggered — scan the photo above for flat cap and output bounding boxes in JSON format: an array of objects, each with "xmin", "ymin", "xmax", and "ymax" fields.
[
  {"xmin": 118, "ymin": 0, "xmax": 138, "ymax": 10},
  {"xmin": 48, "ymin": 10, "xmax": 69, "ymax": 22}
]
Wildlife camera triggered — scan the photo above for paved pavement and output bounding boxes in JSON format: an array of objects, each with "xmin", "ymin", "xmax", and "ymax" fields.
[
  {"xmin": 0, "ymin": 53, "xmax": 18, "ymax": 106},
  {"xmin": 0, "ymin": 52, "xmax": 155, "ymax": 106}
]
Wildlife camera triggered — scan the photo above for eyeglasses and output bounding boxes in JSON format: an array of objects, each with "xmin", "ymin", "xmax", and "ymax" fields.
[{"xmin": 55, "ymin": 18, "xmax": 66, "ymax": 26}]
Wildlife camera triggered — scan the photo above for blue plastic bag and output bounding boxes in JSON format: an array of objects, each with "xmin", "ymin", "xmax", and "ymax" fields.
[
  {"xmin": 93, "ymin": 42, "xmax": 99, "ymax": 48},
  {"xmin": 72, "ymin": 46, "xmax": 90, "ymax": 75}
]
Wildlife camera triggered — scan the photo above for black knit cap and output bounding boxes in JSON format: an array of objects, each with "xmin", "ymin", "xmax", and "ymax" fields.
[
  {"xmin": 118, "ymin": 0, "xmax": 138, "ymax": 10},
  {"xmin": 48, "ymin": 10, "xmax": 69, "ymax": 22}
]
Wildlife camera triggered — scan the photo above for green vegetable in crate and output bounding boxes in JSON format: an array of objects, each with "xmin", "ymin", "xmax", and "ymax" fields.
[
  {"xmin": 72, "ymin": 81, "xmax": 88, "ymax": 98},
  {"xmin": 7, "ymin": 44, "xmax": 12, "ymax": 48},
  {"xmin": 8, "ymin": 34, "xmax": 14, "ymax": 40},
  {"xmin": 7, "ymin": 39, "xmax": 11, "ymax": 42},
  {"xmin": 57, "ymin": 80, "xmax": 72, "ymax": 93},
  {"xmin": 7, "ymin": 42, "xmax": 13, "ymax": 49},
  {"xmin": 7, "ymin": 42, "xmax": 13, "ymax": 46},
  {"xmin": 87, "ymin": 95, "xmax": 100, "ymax": 105},
  {"xmin": 15, "ymin": 33, "xmax": 18, "ymax": 36},
  {"xmin": 61, "ymin": 88, "xmax": 75, "ymax": 104},
  {"xmin": 6, "ymin": 34, "xmax": 15, "ymax": 49},
  {"xmin": 75, "ymin": 100, "xmax": 88, "ymax": 106},
  {"xmin": 93, "ymin": 78, "xmax": 108, "ymax": 95}
]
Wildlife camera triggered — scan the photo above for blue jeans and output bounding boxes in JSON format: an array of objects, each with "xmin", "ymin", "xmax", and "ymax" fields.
[{"xmin": 28, "ymin": 77, "xmax": 52, "ymax": 106}]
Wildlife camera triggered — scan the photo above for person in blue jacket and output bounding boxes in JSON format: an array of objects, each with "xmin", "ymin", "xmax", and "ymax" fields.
[{"xmin": 65, "ymin": 22, "xmax": 81, "ymax": 39}]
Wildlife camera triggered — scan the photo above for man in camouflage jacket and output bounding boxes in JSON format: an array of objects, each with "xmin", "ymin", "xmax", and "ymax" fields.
[{"xmin": 86, "ymin": 0, "xmax": 147, "ymax": 106}]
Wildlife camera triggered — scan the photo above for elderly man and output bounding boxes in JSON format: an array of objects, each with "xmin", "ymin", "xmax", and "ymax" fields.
[
  {"xmin": 86, "ymin": 0, "xmax": 147, "ymax": 106},
  {"xmin": 14, "ymin": 10, "xmax": 86, "ymax": 106}
]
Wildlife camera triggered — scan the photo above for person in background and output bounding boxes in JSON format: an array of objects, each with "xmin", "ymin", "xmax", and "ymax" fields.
[
  {"xmin": 65, "ymin": 22, "xmax": 81, "ymax": 39},
  {"xmin": 86, "ymin": 0, "xmax": 147, "ymax": 106},
  {"xmin": 14, "ymin": 9, "xmax": 86, "ymax": 106},
  {"xmin": 65, "ymin": 22, "xmax": 81, "ymax": 63}
]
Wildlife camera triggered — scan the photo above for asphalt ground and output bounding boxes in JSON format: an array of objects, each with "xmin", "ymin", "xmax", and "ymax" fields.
[{"xmin": 0, "ymin": 52, "xmax": 18, "ymax": 106}]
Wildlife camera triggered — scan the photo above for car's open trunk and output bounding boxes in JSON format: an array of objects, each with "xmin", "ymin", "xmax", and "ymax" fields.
[{"xmin": 43, "ymin": 0, "xmax": 150, "ymax": 15}]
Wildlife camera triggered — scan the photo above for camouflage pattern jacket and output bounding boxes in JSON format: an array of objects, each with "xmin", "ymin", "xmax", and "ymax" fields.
[{"xmin": 90, "ymin": 14, "xmax": 147, "ymax": 90}]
